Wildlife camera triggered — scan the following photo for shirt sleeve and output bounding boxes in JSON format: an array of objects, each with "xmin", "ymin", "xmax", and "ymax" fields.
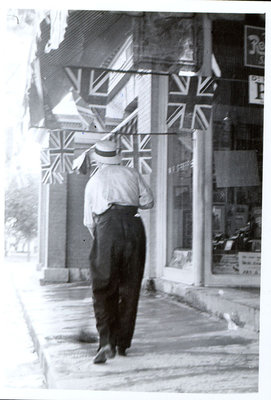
[
  {"xmin": 137, "ymin": 173, "xmax": 154, "ymax": 209},
  {"xmin": 83, "ymin": 180, "xmax": 95, "ymax": 231}
]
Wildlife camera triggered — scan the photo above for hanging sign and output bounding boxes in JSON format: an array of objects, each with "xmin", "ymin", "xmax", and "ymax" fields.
[
  {"xmin": 249, "ymin": 75, "xmax": 264, "ymax": 105},
  {"xmin": 244, "ymin": 25, "xmax": 265, "ymax": 69},
  {"xmin": 133, "ymin": 14, "xmax": 203, "ymax": 73}
]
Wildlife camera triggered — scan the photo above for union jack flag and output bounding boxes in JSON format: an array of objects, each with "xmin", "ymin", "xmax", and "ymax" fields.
[
  {"xmin": 40, "ymin": 149, "xmax": 64, "ymax": 185},
  {"xmin": 48, "ymin": 130, "xmax": 75, "ymax": 173},
  {"xmin": 64, "ymin": 67, "xmax": 109, "ymax": 107},
  {"xmin": 72, "ymin": 91, "xmax": 96, "ymax": 129},
  {"xmin": 167, "ymin": 75, "xmax": 217, "ymax": 131},
  {"xmin": 64, "ymin": 67, "xmax": 110, "ymax": 123},
  {"xmin": 72, "ymin": 90, "xmax": 106, "ymax": 131},
  {"xmin": 116, "ymin": 115, "xmax": 152, "ymax": 175}
]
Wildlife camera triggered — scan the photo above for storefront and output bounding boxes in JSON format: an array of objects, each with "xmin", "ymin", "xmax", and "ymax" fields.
[
  {"xmin": 32, "ymin": 11, "xmax": 264, "ymax": 289},
  {"xmin": 155, "ymin": 15, "xmax": 264, "ymax": 288}
]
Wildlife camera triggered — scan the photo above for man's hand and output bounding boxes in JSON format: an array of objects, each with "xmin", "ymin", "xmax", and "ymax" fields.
[
  {"xmin": 88, "ymin": 229, "xmax": 94, "ymax": 239},
  {"xmin": 86, "ymin": 225, "xmax": 94, "ymax": 239}
]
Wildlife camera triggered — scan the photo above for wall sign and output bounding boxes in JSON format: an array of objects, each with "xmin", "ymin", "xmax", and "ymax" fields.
[
  {"xmin": 244, "ymin": 25, "xmax": 265, "ymax": 69},
  {"xmin": 249, "ymin": 75, "xmax": 264, "ymax": 105}
]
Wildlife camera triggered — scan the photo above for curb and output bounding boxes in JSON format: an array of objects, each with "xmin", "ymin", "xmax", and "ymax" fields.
[
  {"xmin": 15, "ymin": 286, "xmax": 59, "ymax": 389},
  {"xmin": 154, "ymin": 278, "xmax": 260, "ymax": 332}
]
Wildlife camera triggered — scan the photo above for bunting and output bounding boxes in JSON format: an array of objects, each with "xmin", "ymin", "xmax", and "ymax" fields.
[
  {"xmin": 167, "ymin": 75, "xmax": 217, "ymax": 131},
  {"xmin": 72, "ymin": 91, "xmax": 96, "ymax": 128},
  {"xmin": 40, "ymin": 130, "xmax": 75, "ymax": 184},
  {"xmin": 48, "ymin": 130, "xmax": 75, "ymax": 173},
  {"xmin": 64, "ymin": 67, "xmax": 109, "ymax": 107},
  {"xmin": 40, "ymin": 149, "xmax": 64, "ymax": 184},
  {"xmin": 72, "ymin": 90, "xmax": 106, "ymax": 131},
  {"xmin": 117, "ymin": 114, "xmax": 152, "ymax": 175}
]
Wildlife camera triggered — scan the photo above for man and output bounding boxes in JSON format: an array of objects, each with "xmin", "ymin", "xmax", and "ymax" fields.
[{"xmin": 84, "ymin": 139, "xmax": 154, "ymax": 364}]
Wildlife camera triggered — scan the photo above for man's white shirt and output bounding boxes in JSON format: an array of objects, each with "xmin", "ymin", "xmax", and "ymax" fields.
[{"xmin": 84, "ymin": 164, "xmax": 154, "ymax": 236}]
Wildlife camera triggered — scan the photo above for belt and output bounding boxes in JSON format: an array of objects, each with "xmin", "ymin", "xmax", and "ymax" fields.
[
  {"xmin": 93, "ymin": 205, "xmax": 138, "ymax": 223},
  {"xmin": 110, "ymin": 204, "xmax": 138, "ymax": 213}
]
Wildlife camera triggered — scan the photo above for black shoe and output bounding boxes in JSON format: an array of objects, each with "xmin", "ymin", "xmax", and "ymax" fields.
[
  {"xmin": 93, "ymin": 344, "xmax": 112, "ymax": 364},
  {"xmin": 117, "ymin": 346, "xmax": 127, "ymax": 356}
]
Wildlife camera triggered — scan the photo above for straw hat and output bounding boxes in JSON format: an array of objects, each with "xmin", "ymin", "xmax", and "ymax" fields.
[{"xmin": 92, "ymin": 140, "xmax": 121, "ymax": 165}]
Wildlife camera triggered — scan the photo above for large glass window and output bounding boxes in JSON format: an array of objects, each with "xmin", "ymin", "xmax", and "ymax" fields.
[
  {"xmin": 167, "ymin": 133, "xmax": 193, "ymax": 269},
  {"xmin": 212, "ymin": 113, "xmax": 263, "ymax": 276}
]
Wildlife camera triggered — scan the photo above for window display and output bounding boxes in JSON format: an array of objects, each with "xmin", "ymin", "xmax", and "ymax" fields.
[
  {"xmin": 212, "ymin": 118, "xmax": 263, "ymax": 276},
  {"xmin": 167, "ymin": 134, "xmax": 193, "ymax": 269}
]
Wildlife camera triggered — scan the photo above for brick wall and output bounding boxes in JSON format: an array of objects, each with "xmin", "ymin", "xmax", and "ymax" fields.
[
  {"xmin": 66, "ymin": 173, "xmax": 91, "ymax": 269},
  {"xmin": 47, "ymin": 176, "xmax": 68, "ymax": 268}
]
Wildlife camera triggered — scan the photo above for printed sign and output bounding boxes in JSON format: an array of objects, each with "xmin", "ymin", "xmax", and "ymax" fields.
[
  {"xmin": 168, "ymin": 160, "xmax": 193, "ymax": 175},
  {"xmin": 244, "ymin": 25, "xmax": 265, "ymax": 68},
  {"xmin": 249, "ymin": 75, "xmax": 264, "ymax": 104},
  {"xmin": 238, "ymin": 252, "xmax": 261, "ymax": 275}
]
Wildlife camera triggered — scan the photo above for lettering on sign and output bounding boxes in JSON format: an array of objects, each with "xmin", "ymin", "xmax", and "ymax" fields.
[
  {"xmin": 244, "ymin": 25, "xmax": 265, "ymax": 68},
  {"xmin": 168, "ymin": 160, "xmax": 193, "ymax": 175},
  {"xmin": 238, "ymin": 252, "xmax": 261, "ymax": 275},
  {"xmin": 249, "ymin": 75, "xmax": 264, "ymax": 105}
]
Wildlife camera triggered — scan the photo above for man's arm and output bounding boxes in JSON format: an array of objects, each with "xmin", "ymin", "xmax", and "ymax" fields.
[
  {"xmin": 83, "ymin": 181, "xmax": 95, "ymax": 238},
  {"xmin": 137, "ymin": 173, "xmax": 154, "ymax": 210}
]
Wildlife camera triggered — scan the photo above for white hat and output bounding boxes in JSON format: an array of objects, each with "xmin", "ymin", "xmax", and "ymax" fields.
[{"xmin": 93, "ymin": 140, "xmax": 121, "ymax": 165}]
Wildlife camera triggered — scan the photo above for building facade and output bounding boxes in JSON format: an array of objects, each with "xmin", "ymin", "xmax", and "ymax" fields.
[{"xmin": 33, "ymin": 11, "xmax": 264, "ymax": 289}]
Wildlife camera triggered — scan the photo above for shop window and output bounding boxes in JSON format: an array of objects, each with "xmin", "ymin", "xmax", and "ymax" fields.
[
  {"xmin": 212, "ymin": 120, "xmax": 263, "ymax": 276},
  {"xmin": 167, "ymin": 133, "xmax": 193, "ymax": 269}
]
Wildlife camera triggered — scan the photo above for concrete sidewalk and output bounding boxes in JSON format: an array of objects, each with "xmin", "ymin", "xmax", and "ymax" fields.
[{"xmin": 9, "ymin": 260, "xmax": 259, "ymax": 393}]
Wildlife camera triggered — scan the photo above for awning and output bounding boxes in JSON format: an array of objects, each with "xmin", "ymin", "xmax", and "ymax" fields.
[{"xmin": 28, "ymin": 10, "xmax": 133, "ymax": 128}]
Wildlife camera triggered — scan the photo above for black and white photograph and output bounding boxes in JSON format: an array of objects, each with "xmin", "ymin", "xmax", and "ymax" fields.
[{"xmin": 1, "ymin": 1, "xmax": 271, "ymax": 399}]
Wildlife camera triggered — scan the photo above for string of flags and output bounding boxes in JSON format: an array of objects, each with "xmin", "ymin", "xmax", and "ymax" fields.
[
  {"xmin": 39, "ymin": 69, "xmax": 217, "ymax": 184},
  {"xmin": 116, "ymin": 114, "xmax": 152, "ymax": 175}
]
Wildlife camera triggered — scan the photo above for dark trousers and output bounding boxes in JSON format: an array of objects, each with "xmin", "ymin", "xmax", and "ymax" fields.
[{"xmin": 90, "ymin": 206, "xmax": 146, "ymax": 349}]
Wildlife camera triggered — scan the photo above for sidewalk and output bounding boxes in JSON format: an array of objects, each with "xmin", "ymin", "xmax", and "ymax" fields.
[{"xmin": 8, "ymin": 260, "xmax": 259, "ymax": 393}]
